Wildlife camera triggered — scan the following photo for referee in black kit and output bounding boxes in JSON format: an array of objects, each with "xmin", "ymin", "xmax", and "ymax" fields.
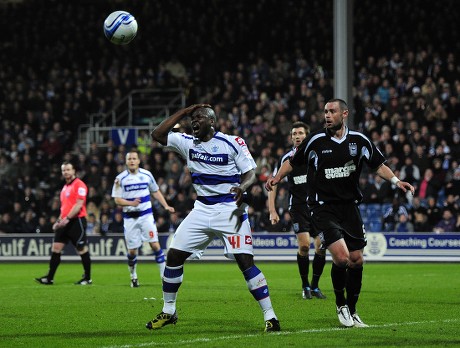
[{"xmin": 266, "ymin": 99, "xmax": 414, "ymax": 328}]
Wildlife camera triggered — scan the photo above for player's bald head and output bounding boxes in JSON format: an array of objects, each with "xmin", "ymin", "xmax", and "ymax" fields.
[{"xmin": 192, "ymin": 107, "xmax": 216, "ymax": 123}]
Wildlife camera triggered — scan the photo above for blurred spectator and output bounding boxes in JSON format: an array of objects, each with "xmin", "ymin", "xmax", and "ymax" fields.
[
  {"xmin": 168, "ymin": 212, "xmax": 183, "ymax": 233},
  {"xmin": 34, "ymin": 215, "xmax": 54, "ymax": 234},
  {"xmin": 84, "ymin": 164, "xmax": 102, "ymax": 189},
  {"xmin": 247, "ymin": 184, "xmax": 267, "ymax": 213},
  {"xmin": 394, "ymin": 213, "xmax": 414, "ymax": 233},
  {"xmin": 86, "ymin": 213, "xmax": 100, "ymax": 235},
  {"xmin": 416, "ymin": 168, "xmax": 442, "ymax": 202},
  {"xmin": 0, "ymin": 212, "xmax": 16, "ymax": 233},
  {"xmin": 156, "ymin": 216, "xmax": 170, "ymax": 233},
  {"xmin": 445, "ymin": 166, "xmax": 460, "ymax": 198},
  {"xmin": 108, "ymin": 211, "xmax": 124, "ymax": 234},
  {"xmin": 18, "ymin": 209, "xmax": 37, "ymax": 233},
  {"xmin": 413, "ymin": 210, "xmax": 431, "ymax": 232},
  {"xmin": 0, "ymin": 156, "xmax": 13, "ymax": 185},
  {"xmin": 173, "ymin": 191, "xmax": 194, "ymax": 218},
  {"xmin": 433, "ymin": 208, "xmax": 457, "ymax": 233},
  {"xmin": 99, "ymin": 213, "xmax": 110, "ymax": 236},
  {"xmin": 40, "ymin": 132, "xmax": 63, "ymax": 164},
  {"xmin": 382, "ymin": 197, "xmax": 409, "ymax": 232},
  {"xmin": 442, "ymin": 193, "xmax": 460, "ymax": 216},
  {"xmin": 279, "ymin": 211, "xmax": 293, "ymax": 233},
  {"xmin": 274, "ymin": 186, "xmax": 290, "ymax": 217},
  {"xmin": 411, "ymin": 145, "xmax": 431, "ymax": 176},
  {"xmin": 425, "ymin": 197, "xmax": 443, "ymax": 231},
  {"xmin": 399, "ymin": 156, "xmax": 421, "ymax": 187},
  {"xmin": 362, "ymin": 174, "xmax": 394, "ymax": 204}
]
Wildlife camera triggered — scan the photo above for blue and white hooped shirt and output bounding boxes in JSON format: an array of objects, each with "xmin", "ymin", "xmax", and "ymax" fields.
[
  {"xmin": 166, "ymin": 131, "xmax": 256, "ymax": 205},
  {"xmin": 111, "ymin": 168, "xmax": 159, "ymax": 219}
]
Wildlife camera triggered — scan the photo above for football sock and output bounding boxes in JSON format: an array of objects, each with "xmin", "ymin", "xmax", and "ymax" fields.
[
  {"xmin": 297, "ymin": 252, "xmax": 310, "ymax": 288},
  {"xmin": 162, "ymin": 265, "xmax": 184, "ymax": 315},
  {"xmin": 331, "ymin": 262, "xmax": 347, "ymax": 307},
  {"xmin": 48, "ymin": 252, "xmax": 61, "ymax": 280},
  {"xmin": 346, "ymin": 266, "xmax": 363, "ymax": 315},
  {"xmin": 311, "ymin": 253, "xmax": 326, "ymax": 289},
  {"xmin": 154, "ymin": 249, "xmax": 166, "ymax": 278},
  {"xmin": 80, "ymin": 251, "xmax": 91, "ymax": 279},
  {"xmin": 127, "ymin": 254, "xmax": 137, "ymax": 279},
  {"xmin": 243, "ymin": 266, "xmax": 276, "ymax": 321}
]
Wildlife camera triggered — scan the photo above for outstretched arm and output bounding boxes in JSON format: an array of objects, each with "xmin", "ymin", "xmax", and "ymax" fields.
[
  {"xmin": 151, "ymin": 104, "xmax": 210, "ymax": 145},
  {"xmin": 152, "ymin": 190, "xmax": 175, "ymax": 213},
  {"xmin": 376, "ymin": 164, "xmax": 415, "ymax": 195},
  {"xmin": 265, "ymin": 160, "xmax": 293, "ymax": 192}
]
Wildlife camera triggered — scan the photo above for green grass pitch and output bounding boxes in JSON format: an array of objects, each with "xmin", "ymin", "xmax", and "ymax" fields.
[{"xmin": 1, "ymin": 261, "xmax": 459, "ymax": 347}]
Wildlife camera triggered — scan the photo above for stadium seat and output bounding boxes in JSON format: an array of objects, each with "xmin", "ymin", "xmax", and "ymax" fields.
[
  {"xmin": 366, "ymin": 204, "xmax": 383, "ymax": 217},
  {"xmin": 369, "ymin": 221, "xmax": 382, "ymax": 232}
]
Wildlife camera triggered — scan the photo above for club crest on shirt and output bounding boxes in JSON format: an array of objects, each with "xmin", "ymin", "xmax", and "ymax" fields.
[
  {"xmin": 349, "ymin": 143, "xmax": 358, "ymax": 157},
  {"xmin": 211, "ymin": 145, "xmax": 219, "ymax": 152}
]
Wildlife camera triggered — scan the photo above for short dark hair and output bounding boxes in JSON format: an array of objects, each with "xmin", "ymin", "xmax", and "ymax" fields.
[
  {"xmin": 327, "ymin": 98, "xmax": 348, "ymax": 111},
  {"xmin": 61, "ymin": 161, "xmax": 76, "ymax": 170},
  {"xmin": 291, "ymin": 121, "xmax": 310, "ymax": 134},
  {"xmin": 126, "ymin": 150, "xmax": 140, "ymax": 158}
]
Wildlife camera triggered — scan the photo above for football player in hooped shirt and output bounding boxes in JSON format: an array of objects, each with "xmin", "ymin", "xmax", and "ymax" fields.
[
  {"xmin": 112, "ymin": 150, "xmax": 175, "ymax": 288},
  {"xmin": 147, "ymin": 104, "xmax": 280, "ymax": 332},
  {"xmin": 266, "ymin": 99, "xmax": 414, "ymax": 328}
]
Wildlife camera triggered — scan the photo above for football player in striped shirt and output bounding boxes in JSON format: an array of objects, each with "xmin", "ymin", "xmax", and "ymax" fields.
[
  {"xmin": 112, "ymin": 150, "xmax": 175, "ymax": 287},
  {"xmin": 146, "ymin": 104, "xmax": 280, "ymax": 332}
]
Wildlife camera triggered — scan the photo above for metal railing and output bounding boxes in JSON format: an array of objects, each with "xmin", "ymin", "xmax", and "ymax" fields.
[{"xmin": 78, "ymin": 88, "xmax": 185, "ymax": 152}]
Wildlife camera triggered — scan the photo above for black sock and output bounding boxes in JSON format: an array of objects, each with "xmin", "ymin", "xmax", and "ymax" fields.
[
  {"xmin": 80, "ymin": 252, "xmax": 92, "ymax": 279},
  {"xmin": 346, "ymin": 266, "xmax": 363, "ymax": 315},
  {"xmin": 48, "ymin": 252, "xmax": 61, "ymax": 280},
  {"xmin": 311, "ymin": 253, "xmax": 326, "ymax": 289},
  {"xmin": 297, "ymin": 253, "xmax": 310, "ymax": 288},
  {"xmin": 331, "ymin": 262, "xmax": 347, "ymax": 307}
]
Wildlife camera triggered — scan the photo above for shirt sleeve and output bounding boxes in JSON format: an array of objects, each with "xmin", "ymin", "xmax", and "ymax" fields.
[
  {"xmin": 111, "ymin": 177, "xmax": 123, "ymax": 198},
  {"xmin": 148, "ymin": 172, "xmax": 160, "ymax": 193},
  {"xmin": 233, "ymin": 136, "xmax": 256, "ymax": 174},
  {"xmin": 165, "ymin": 132, "xmax": 191, "ymax": 160},
  {"xmin": 290, "ymin": 137, "xmax": 308, "ymax": 167},
  {"xmin": 76, "ymin": 180, "xmax": 87, "ymax": 200},
  {"xmin": 366, "ymin": 140, "xmax": 387, "ymax": 170}
]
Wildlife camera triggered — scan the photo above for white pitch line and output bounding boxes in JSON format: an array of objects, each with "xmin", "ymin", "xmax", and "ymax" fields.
[{"xmin": 101, "ymin": 318, "xmax": 460, "ymax": 348}]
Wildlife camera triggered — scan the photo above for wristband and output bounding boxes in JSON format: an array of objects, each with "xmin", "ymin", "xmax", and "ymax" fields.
[{"xmin": 390, "ymin": 176, "xmax": 400, "ymax": 185}]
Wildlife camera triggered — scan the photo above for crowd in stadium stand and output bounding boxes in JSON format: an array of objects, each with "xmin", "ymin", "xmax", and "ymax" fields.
[{"xmin": 0, "ymin": 0, "xmax": 459, "ymax": 234}]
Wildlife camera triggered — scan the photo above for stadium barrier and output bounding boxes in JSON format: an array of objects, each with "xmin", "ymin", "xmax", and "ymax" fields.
[{"xmin": 1, "ymin": 232, "xmax": 459, "ymax": 262}]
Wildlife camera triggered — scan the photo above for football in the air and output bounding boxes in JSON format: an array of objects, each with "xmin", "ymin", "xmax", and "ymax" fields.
[{"xmin": 103, "ymin": 11, "xmax": 138, "ymax": 45}]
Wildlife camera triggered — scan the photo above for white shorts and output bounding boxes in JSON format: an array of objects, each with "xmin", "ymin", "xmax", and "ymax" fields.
[
  {"xmin": 124, "ymin": 214, "xmax": 158, "ymax": 250},
  {"xmin": 170, "ymin": 201, "xmax": 254, "ymax": 259}
]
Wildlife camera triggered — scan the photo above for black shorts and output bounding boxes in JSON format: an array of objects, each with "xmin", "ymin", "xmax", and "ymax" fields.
[
  {"xmin": 310, "ymin": 203, "xmax": 366, "ymax": 251},
  {"xmin": 289, "ymin": 205, "xmax": 318, "ymax": 237},
  {"xmin": 54, "ymin": 217, "xmax": 88, "ymax": 250}
]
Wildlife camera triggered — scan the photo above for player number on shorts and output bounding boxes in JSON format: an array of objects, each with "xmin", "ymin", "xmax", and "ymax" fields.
[{"xmin": 228, "ymin": 236, "xmax": 240, "ymax": 249}]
